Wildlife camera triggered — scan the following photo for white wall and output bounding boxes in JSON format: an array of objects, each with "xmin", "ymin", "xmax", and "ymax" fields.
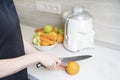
[{"xmin": 14, "ymin": 0, "xmax": 120, "ymax": 50}]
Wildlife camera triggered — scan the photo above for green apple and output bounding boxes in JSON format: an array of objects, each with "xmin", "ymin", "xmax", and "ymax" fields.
[
  {"xmin": 32, "ymin": 32, "xmax": 41, "ymax": 46},
  {"xmin": 32, "ymin": 38, "xmax": 40, "ymax": 46},
  {"xmin": 44, "ymin": 25, "xmax": 53, "ymax": 33},
  {"xmin": 59, "ymin": 31, "xmax": 64, "ymax": 35},
  {"xmin": 57, "ymin": 28, "xmax": 64, "ymax": 35},
  {"xmin": 33, "ymin": 32, "xmax": 41, "ymax": 38}
]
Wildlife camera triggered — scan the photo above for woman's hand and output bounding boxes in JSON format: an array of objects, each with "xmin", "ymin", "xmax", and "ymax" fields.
[
  {"xmin": 23, "ymin": 39, "xmax": 65, "ymax": 70},
  {"xmin": 34, "ymin": 51, "xmax": 63, "ymax": 70}
]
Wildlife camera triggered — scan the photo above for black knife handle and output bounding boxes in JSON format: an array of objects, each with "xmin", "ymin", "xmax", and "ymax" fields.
[{"xmin": 36, "ymin": 63, "xmax": 42, "ymax": 68}]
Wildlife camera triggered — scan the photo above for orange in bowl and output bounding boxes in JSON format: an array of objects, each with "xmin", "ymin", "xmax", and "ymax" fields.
[
  {"xmin": 57, "ymin": 34, "xmax": 64, "ymax": 43},
  {"xmin": 66, "ymin": 61, "xmax": 80, "ymax": 75},
  {"xmin": 33, "ymin": 43, "xmax": 57, "ymax": 51},
  {"xmin": 32, "ymin": 32, "xmax": 57, "ymax": 51}
]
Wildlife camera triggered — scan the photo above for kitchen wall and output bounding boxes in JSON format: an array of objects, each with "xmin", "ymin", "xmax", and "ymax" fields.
[{"xmin": 14, "ymin": 0, "xmax": 120, "ymax": 50}]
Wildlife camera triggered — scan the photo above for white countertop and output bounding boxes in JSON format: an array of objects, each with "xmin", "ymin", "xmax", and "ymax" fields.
[{"xmin": 21, "ymin": 24, "xmax": 120, "ymax": 80}]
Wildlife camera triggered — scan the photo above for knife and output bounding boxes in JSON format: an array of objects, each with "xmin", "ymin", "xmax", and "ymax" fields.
[{"xmin": 36, "ymin": 55, "xmax": 92, "ymax": 68}]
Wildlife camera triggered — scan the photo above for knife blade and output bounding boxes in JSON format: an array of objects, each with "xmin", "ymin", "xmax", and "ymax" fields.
[
  {"xmin": 60, "ymin": 55, "xmax": 92, "ymax": 63},
  {"xmin": 36, "ymin": 55, "xmax": 92, "ymax": 68}
]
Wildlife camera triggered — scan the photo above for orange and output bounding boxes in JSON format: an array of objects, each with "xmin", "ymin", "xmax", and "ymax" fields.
[
  {"xmin": 66, "ymin": 61, "xmax": 80, "ymax": 75},
  {"xmin": 40, "ymin": 37, "xmax": 56, "ymax": 45},
  {"xmin": 49, "ymin": 32, "xmax": 57, "ymax": 40},
  {"xmin": 40, "ymin": 41, "xmax": 50, "ymax": 46},
  {"xmin": 41, "ymin": 32, "xmax": 57, "ymax": 41},
  {"xmin": 57, "ymin": 34, "xmax": 64, "ymax": 43}
]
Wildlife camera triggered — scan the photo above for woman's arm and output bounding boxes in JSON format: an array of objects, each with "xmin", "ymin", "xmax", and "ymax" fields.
[
  {"xmin": 0, "ymin": 39, "xmax": 61, "ymax": 78},
  {"xmin": 0, "ymin": 53, "xmax": 38, "ymax": 78},
  {"xmin": 23, "ymin": 38, "xmax": 37, "ymax": 54}
]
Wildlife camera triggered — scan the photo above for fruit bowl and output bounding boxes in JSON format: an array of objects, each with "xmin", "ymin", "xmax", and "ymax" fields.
[
  {"xmin": 32, "ymin": 43, "xmax": 57, "ymax": 51},
  {"xmin": 32, "ymin": 24, "xmax": 64, "ymax": 51}
]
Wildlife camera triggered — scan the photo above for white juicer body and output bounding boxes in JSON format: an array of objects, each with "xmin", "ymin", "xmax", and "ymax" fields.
[{"xmin": 63, "ymin": 6, "xmax": 94, "ymax": 52}]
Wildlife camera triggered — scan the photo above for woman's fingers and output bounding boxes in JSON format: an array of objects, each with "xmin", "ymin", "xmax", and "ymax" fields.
[
  {"xmin": 47, "ymin": 62, "xmax": 66, "ymax": 70},
  {"xmin": 52, "ymin": 63, "xmax": 66, "ymax": 70}
]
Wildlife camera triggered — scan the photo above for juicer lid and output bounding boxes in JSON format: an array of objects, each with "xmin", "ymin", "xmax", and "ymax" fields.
[{"xmin": 68, "ymin": 6, "xmax": 92, "ymax": 20}]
